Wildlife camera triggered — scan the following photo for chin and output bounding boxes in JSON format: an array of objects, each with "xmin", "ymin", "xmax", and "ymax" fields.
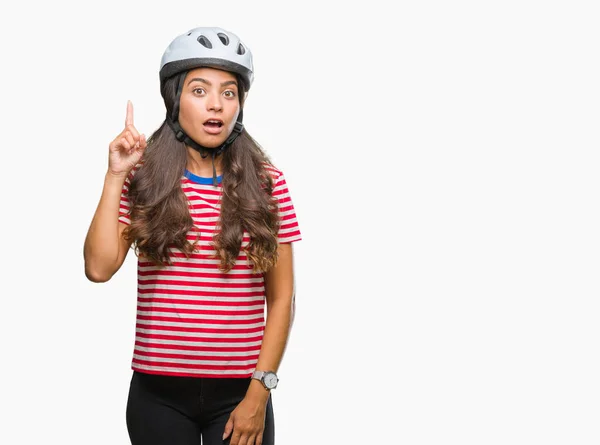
[
  {"xmin": 193, "ymin": 134, "xmax": 228, "ymax": 148},
  {"xmin": 207, "ymin": 137, "xmax": 229, "ymax": 148}
]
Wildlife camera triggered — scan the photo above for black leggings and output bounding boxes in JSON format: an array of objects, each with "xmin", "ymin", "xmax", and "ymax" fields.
[{"xmin": 126, "ymin": 370, "xmax": 275, "ymax": 445}]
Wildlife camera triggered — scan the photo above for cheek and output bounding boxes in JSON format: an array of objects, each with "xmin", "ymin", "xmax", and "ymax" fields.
[
  {"xmin": 179, "ymin": 98, "xmax": 197, "ymax": 121},
  {"xmin": 229, "ymin": 107, "xmax": 241, "ymax": 126}
]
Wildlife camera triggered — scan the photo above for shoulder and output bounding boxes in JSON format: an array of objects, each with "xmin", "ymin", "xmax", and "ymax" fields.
[
  {"xmin": 261, "ymin": 162, "xmax": 285, "ymax": 184},
  {"xmin": 125, "ymin": 161, "xmax": 145, "ymax": 184}
]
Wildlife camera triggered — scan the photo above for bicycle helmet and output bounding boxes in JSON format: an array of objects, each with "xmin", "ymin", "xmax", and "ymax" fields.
[
  {"xmin": 159, "ymin": 27, "xmax": 254, "ymax": 185},
  {"xmin": 160, "ymin": 27, "xmax": 254, "ymax": 90}
]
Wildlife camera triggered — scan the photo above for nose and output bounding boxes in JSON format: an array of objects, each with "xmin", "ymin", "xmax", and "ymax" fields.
[{"xmin": 207, "ymin": 93, "xmax": 223, "ymax": 112}]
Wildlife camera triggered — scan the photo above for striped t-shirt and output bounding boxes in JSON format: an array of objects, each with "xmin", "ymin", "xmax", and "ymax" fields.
[{"xmin": 118, "ymin": 163, "xmax": 302, "ymax": 378}]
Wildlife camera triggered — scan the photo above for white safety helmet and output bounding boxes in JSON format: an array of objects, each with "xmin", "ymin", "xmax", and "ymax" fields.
[{"xmin": 159, "ymin": 27, "xmax": 254, "ymax": 90}]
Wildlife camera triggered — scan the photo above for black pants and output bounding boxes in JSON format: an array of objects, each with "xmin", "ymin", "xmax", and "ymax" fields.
[{"xmin": 126, "ymin": 370, "xmax": 275, "ymax": 445}]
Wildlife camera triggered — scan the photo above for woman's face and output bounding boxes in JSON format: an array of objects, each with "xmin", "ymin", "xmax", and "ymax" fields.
[{"xmin": 179, "ymin": 67, "xmax": 241, "ymax": 148}]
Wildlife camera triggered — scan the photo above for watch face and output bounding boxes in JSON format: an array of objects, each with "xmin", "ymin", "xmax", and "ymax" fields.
[{"xmin": 264, "ymin": 372, "xmax": 278, "ymax": 388}]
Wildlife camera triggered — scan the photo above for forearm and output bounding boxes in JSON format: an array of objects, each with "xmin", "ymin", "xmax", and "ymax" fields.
[
  {"xmin": 83, "ymin": 172, "xmax": 127, "ymax": 281},
  {"xmin": 246, "ymin": 298, "xmax": 294, "ymax": 399}
]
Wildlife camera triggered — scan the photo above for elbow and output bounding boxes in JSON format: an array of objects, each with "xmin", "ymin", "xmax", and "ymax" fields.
[
  {"xmin": 85, "ymin": 268, "xmax": 110, "ymax": 283},
  {"xmin": 84, "ymin": 262, "xmax": 113, "ymax": 283}
]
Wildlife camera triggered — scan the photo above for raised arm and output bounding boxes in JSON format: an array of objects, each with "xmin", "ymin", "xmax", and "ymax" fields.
[{"xmin": 83, "ymin": 101, "xmax": 147, "ymax": 282}]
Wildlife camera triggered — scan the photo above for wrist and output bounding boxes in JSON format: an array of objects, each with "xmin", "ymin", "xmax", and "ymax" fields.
[
  {"xmin": 105, "ymin": 171, "xmax": 128, "ymax": 187},
  {"xmin": 106, "ymin": 170, "xmax": 128, "ymax": 180},
  {"xmin": 251, "ymin": 370, "xmax": 279, "ymax": 390},
  {"xmin": 246, "ymin": 379, "xmax": 270, "ymax": 400}
]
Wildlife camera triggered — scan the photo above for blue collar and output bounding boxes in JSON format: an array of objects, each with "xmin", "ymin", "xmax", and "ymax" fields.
[{"xmin": 184, "ymin": 169, "xmax": 222, "ymax": 185}]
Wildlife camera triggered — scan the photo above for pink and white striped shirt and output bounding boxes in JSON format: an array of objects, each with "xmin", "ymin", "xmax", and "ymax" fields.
[{"xmin": 118, "ymin": 163, "xmax": 302, "ymax": 378}]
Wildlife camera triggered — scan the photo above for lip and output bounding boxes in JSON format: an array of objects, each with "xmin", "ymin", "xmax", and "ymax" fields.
[
  {"xmin": 203, "ymin": 118, "xmax": 225, "ymax": 135},
  {"xmin": 203, "ymin": 125, "xmax": 224, "ymax": 135}
]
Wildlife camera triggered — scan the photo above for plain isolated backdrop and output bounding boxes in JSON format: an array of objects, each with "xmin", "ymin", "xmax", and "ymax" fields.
[{"xmin": 1, "ymin": 1, "xmax": 599, "ymax": 444}]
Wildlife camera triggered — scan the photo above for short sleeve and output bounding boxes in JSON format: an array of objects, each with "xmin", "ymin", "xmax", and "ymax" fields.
[
  {"xmin": 272, "ymin": 172, "xmax": 302, "ymax": 243},
  {"xmin": 118, "ymin": 165, "xmax": 141, "ymax": 226}
]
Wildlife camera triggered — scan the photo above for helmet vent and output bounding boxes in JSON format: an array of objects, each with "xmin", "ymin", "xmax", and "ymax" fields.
[
  {"xmin": 237, "ymin": 43, "xmax": 245, "ymax": 55},
  {"xmin": 217, "ymin": 33, "xmax": 229, "ymax": 45},
  {"xmin": 197, "ymin": 35, "xmax": 213, "ymax": 49}
]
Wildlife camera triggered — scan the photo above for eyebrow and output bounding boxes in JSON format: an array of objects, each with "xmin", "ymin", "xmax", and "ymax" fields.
[{"xmin": 187, "ymin": 77, "xmax": 238, "ymax": 88}]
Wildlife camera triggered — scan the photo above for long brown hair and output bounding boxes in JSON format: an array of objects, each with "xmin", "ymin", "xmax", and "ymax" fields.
[{"xmin": 122, "ymin": 73, "xmax": 280, "ymax": 273}]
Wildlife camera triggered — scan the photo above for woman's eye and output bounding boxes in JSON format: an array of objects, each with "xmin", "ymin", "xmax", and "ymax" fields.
[
  {"xmin": 224, "ymin": 91, "xmax": 236, "ymax": 98},
  {"xmin": 193, "ymin": 88, "xmax": 205, "ymax": 95}
]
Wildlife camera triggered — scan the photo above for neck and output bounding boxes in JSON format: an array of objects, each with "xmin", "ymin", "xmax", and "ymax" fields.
[{"xmin": 186, "ymin": 146, "xmax": 223, "ymax": 177}]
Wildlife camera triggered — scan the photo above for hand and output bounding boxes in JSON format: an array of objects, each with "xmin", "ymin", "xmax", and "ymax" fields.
[
  {"xmin": 108, "ymin": 100, "xmax": 147, "ymax": 178},
  {"xmin": 222, "ymin": 396, "xmax": 267, "ymax": 445}
]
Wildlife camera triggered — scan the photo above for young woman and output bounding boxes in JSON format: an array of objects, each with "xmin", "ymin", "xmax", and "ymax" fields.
[{"xmin": 83, "ymin": 26, "xmax": 302, "ymax": 445}]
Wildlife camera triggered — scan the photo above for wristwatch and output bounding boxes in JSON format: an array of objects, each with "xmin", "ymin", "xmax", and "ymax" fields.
[{"xmin": 252, "ymin": 370, "xmax": 278, "ymax": 390}]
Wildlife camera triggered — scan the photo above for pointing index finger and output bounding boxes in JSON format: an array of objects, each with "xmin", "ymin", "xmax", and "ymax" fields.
[{"xmin": 125, "ymin": 100, "xmax": 134, "ymax": 127}]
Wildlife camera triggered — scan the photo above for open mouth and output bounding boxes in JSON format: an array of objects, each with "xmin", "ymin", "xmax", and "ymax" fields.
[{"xmin": 204, "ymin": 119, "xmax": 224, "ymax": 128}]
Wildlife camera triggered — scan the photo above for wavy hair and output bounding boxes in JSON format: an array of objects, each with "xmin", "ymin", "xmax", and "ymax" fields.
[{"xmin": 122, "ymin": 74, "xmax": 280, "ymax": 273}]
